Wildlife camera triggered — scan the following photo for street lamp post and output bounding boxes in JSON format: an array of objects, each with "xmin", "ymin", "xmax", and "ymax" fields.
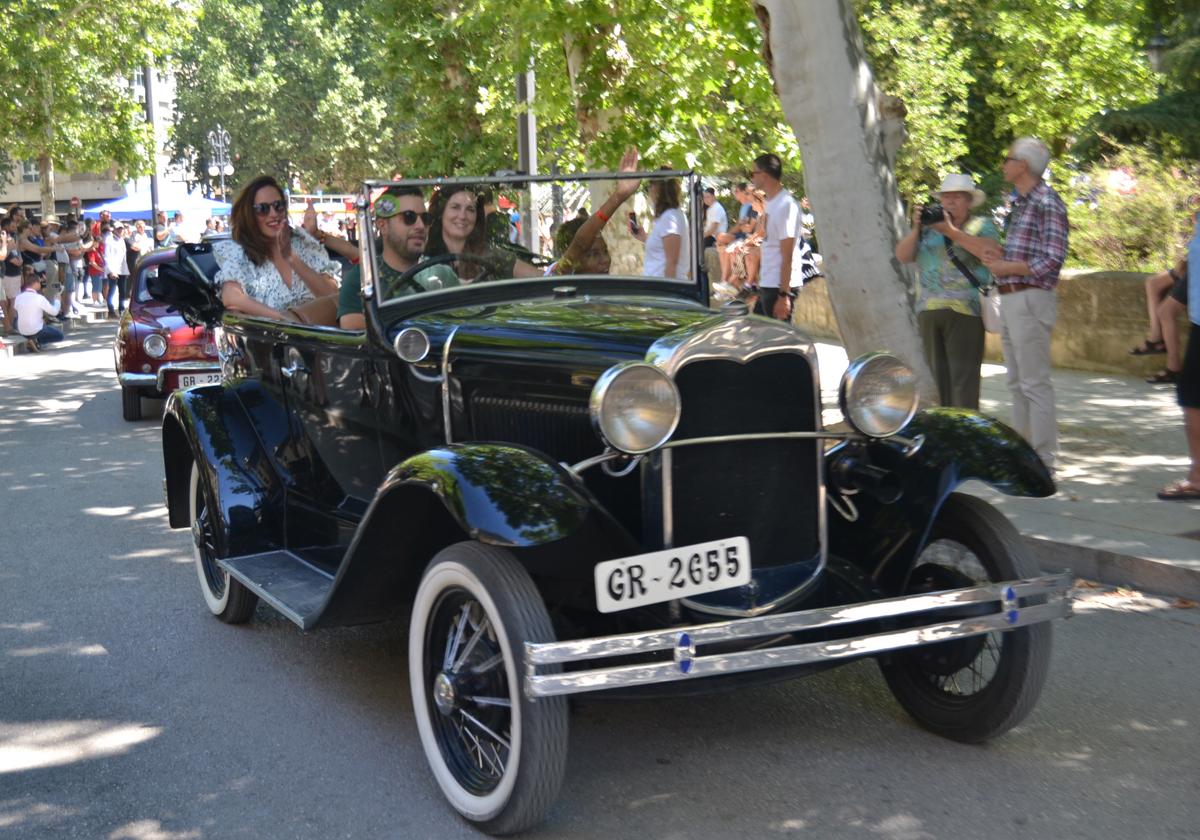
[
  {"xmin": 1145, "ymin": 28, "xmax": 1171, "ymax": 94},
  {"xmin": 207, "ymin": 125, "xmax": 234, "ymax": 199}
]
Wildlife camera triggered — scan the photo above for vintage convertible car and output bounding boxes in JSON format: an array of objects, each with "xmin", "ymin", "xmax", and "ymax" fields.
[
  {"xmin": 151, "ymin": 171, "xmax": 1071, "ymax": 835},
  {"xmin": 114, "ymin": 247, "xmax": 221, "ymax": 420}
]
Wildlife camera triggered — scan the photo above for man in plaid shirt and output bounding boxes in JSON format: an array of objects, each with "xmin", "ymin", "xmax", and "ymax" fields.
[{"xmin": 983, "ymin": 137, "xmax": 1069, "ymax": 473}]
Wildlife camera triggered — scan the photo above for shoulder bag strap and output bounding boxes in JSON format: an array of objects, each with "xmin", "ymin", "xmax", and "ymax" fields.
[{"xmin": 943, "ymin": 238, "xmax": 991, "ymax": 291}]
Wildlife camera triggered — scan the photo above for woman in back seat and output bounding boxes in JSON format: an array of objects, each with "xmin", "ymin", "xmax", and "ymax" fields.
[{"xmin": 214, "ymin": 175, "xmax": 340, "ymax": 320}]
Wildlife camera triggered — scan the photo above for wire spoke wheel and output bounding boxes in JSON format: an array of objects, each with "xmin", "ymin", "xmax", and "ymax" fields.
[
  {"xmin": 879, "ymin": 493, "xmax": 1053, "ymax": 743},
  {"xmin": 410, "ymin": 542, "xmax": 567, "ymax": 835}
]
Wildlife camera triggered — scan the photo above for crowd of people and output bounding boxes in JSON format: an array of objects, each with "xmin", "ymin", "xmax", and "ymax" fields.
[{"xmin": 0, "ymin": 203, "xmax": 230, "ymax": 351}]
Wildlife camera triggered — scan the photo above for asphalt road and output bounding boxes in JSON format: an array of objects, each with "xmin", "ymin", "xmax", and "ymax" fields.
[{"xmin": 2, "ymin": 322, "xmax": 1199, "ymax": 840}]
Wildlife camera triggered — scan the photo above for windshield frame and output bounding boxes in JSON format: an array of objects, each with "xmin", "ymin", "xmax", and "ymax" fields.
[{"xmin": 356, "ymin": 169, "xmax": 708, "ymax": 322}]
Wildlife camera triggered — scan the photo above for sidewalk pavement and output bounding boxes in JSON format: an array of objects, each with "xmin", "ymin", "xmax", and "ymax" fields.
[
  {"xmin": 815, "ymin": 343, "xmax": 1200, "ymax": 601},
  {"xmin": 0, "ymin": 304, "xmax": 116, "ymax": 357}
]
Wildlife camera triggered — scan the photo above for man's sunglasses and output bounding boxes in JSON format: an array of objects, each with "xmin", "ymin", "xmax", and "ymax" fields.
[
  {"xmin": 252, "ymin": 199, "xmax": 288, "ymax": 216},
  {"xmin": 391, "ymin": 210, "xmax": 433, "ymax": 226}
]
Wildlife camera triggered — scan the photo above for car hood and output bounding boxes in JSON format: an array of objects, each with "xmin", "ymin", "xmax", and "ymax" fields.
[
  {"xmin": 133, "ymin": 299, "xmax": 207, "ymax": 336},
  {"xmin": 415, "ymin": 294, "xmax": 721, "ymax": 365}
]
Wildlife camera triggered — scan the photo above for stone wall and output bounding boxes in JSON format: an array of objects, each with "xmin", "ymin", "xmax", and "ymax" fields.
[{"xmin": 790, "ymin": 269, "xmax": 1192, "ymax": 376}]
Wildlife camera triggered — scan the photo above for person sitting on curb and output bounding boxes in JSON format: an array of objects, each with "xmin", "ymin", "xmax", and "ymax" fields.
[
  {"xmin": 13, "ymin": 266, "xmax": 64, "ymax": 351},
  {"xmin": 1132, "ymin": 255, "xmax": 1189, "ymax": 385}
]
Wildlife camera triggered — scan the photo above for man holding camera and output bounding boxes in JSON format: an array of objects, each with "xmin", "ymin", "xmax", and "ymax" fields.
[
  {"xmin": 983, "ymin": 137, "xmax": 1069, "ymax": 473},
  {"xmin": 896, "ymin": 174, "xmax": 1001, "ymax": 409}
]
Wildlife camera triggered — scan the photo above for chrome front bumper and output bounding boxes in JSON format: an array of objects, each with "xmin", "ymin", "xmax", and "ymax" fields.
[
  {"xmin": 118, "ymin": 361, "xmax": 220, "ymax": 393},
  {"xmin": 524, "ymin": 573, "xmax": 1072, "ymax": 698}
]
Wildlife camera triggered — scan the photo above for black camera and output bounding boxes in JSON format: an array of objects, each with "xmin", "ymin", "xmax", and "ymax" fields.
[{"xmin": 919, "ymin": 204, "xmax": 945, "ymax": 226}]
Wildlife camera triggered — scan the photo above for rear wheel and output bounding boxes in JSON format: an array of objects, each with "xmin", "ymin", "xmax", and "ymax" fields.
[
  {"xmin": 409, "ymin": 541, "xmax": 567, "ymax": 835},
  {"xmin": 121, "ymin": 386, "xmax": 143, "ymax": 421},
  {"xmin": 188, "ymin": 461, "xmax": 257, "ymax": 624},
  {"xmin": 879, "ymin": 493, "xmax": 1052, "ymax": 743}
]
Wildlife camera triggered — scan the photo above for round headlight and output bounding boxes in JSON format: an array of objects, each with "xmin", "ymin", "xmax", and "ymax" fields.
[
  {"xmin": 143, "ymin": 333, "xmax": 168, "ymax": 359},
  {"xmin": 839, "ymin": 353, "xmax": 919, "ymax": 437},
  {"xmin": 393, "ymin": 327, "xmax": 430, "ymax": 362},
  {"xmin": 590, "ymin": 363, "xmax": 681, "ymax": 454}
]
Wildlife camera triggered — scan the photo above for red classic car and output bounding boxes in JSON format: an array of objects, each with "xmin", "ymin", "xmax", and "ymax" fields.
[{"xmin": 113, "ymin": 248, "xmax": 221, "ymax": 420}]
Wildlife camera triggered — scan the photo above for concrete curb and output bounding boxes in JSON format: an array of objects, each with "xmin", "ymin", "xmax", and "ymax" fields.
[{"xmin": 1030, "ymin": 537, "xmax": 1200, "ymax": 601}]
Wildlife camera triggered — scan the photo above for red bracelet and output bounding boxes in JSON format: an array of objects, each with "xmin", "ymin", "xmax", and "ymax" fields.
[{"xmin": 595, "ymin": 209, "xmax": 610, "ymax": 222}]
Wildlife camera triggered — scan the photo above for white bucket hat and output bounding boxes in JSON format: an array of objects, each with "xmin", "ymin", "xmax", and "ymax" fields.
[{"xmin": 937, "ymin": 174, "xmax": 986, "ymax": 208}]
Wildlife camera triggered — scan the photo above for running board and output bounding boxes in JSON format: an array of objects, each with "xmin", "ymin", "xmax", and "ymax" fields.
[{"xmin": 218, "ymin": 550, "xmax": 334, "ymax": 629}]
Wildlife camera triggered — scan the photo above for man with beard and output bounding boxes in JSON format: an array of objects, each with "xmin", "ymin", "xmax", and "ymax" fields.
[{"xmin": 336, "ymin": 186, "xmax": 458, "ymax": 330}]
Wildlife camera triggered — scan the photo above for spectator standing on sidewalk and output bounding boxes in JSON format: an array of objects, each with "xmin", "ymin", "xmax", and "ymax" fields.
[
  {"xmin": 2, "ymin": 219, "xmax": 22, "ymax": 335},
  {"xmin": 1158, "ymin": 216, "xmax": 1200, "ymax": 500},
  {"xmin": 702, "ymin": 187, "xmax": 727, "ymax": 249},
  {"xmin": 102, "ymin": 222, "xmax": 128, "ymax": 316},
  {"xmin": 154, "ymin": 210, "xmax": 173, "ymax": 247},
  {"xmin": 983, "ymin": 137, "xmax": 1069, "ymax": 472},
  {"xmin": 895, "ymin": 174, "xmax": 1001, "ymax": 409},
  {"xmin": 749, "ymin": 152, "xmax": 803, "ymax": 322}
]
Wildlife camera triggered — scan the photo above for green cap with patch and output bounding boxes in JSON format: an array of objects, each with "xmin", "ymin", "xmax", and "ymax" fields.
[{"xmin": 374, "ymin": 187, "xmax": 413, "ymax": 219}]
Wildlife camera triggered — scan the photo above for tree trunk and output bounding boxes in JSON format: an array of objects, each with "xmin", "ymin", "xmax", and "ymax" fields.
[
  {"xmin": 38, "ymin": 154, "xmax": 56, "ymax": 217},
  {"xmin": 753, "ymin": 0, "xmax": 935, "ymax": 403},
  {"xmin": 561, "ymin": 29, "xmax": 643, "ymax": 276},
  {"xmin": 38, "ymin": 29, "xmax": 56, "ymax": 217}
]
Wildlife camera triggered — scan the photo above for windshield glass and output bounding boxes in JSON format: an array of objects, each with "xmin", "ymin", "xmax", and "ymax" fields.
[{"xmin": 359, "ymin": 168, "xmax": 700, "ymax": 307}]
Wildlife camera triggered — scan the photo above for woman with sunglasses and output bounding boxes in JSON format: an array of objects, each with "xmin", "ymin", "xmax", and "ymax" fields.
[{"xmin": 214, "ymin": 175, "xmax": 340, "ymax": 319}]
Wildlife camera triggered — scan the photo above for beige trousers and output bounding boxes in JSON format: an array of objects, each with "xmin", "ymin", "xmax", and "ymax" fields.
[{"xmin": 999, "ymin": 286, "xmax": 1058, "ymax": 470}]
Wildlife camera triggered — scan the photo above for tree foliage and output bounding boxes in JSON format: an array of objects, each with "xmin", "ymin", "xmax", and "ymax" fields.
[
  {"xmin": 1074, "ymin": 2, "xmax": 1200, "ymax": 159},
  {"xmin": 171, "ymin": 0, "xmax": 392, "ymax": 195},
  {"xmin": 858, "ymin": 0, "xmax": 1155, "ymax": 199},
  {"xmin": 374, "ymin": 0, "xmax": 798, "ymax": 178},
  {"xmin": 0, "ymin": 0, "xmax": 187, "ymax": 209}
]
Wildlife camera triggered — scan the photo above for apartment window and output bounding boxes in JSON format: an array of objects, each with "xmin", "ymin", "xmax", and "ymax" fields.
[
  {"xmin": 21, "ymin": 161, "xmax": 39, "ymax": 183},
  {"xmin": 133, "ymin": 69, "xmax": 145, "ymax": 88}
]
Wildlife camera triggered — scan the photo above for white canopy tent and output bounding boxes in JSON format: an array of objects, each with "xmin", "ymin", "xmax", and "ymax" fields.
[{"xmin": 83, "ymin": 187, "xmax": 231, "ymax": 221}]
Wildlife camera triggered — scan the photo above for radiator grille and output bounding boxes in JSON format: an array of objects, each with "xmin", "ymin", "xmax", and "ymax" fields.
[
  {"xmin": 468, "ymin": 394, "xmax": 595, "ymax": 464},
  {"xmin": 668, "ymin": 353, "xmax": 820, "ymax": 568}
]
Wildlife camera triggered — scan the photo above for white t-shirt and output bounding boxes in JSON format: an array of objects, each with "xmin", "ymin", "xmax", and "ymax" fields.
[
  {"xmin": 642, "ymin": 208, "xmax": 690, "ymax": 280},
  {"xmin": 103, "ymin": 233, "xmax": 128, "ymax": 276},
  {"xmin": 760, "ymin": 188, "xmax": 802, "ymax": 289},
  {"xmin": 704, "ymin": 201, "xmax": 728, "ymax": 236},
  {"xmin": 15, "ymin": 288, "xmax": 61, "ymax": 336}
]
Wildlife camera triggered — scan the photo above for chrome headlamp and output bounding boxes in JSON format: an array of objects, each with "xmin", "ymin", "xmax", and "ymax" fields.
[
  {"xmin": 590, "ymin": 362, "xmax": 681, "ymax": 454},
  {"xmin": 839, "ymin": 352, "xmax": 919, "ymax": 437},
  {"xmin": 143, "ymin": 333, "xmax": 168, "ymax": 359}
]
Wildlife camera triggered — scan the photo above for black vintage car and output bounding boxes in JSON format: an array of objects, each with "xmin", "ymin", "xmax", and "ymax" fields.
[{"xmin": 153, "ymin": 170, "xmax": 1070, "ymax": 835}]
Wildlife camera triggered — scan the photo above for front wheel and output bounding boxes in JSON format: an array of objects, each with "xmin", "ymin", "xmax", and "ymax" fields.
[
  {"xmin": 409, "ymin": 541, "xmax": 567, "ymax": 835},
  {"xmin": 121, "ymin": 386, "xmax": 143, "ymax": 421},
  {"xmin": 879, "ymin": 493, "xmax": 1052, "ymax": 743},
  {"xmin": 188, "ymin": 461, "xmax": 257, "ymax": 624}
]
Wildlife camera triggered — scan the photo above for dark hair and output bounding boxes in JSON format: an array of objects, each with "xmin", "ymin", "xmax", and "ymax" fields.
[
  {"xmin": 735, "ymin": 181, "xmax": 749, "ymax": 192},
  {"xmin": 381, "ymin": 185, "xmax": 424, "ymax": 202},
  {"xmin": 553, "ymin": 210, "xmax": 589, "ymax": 257},
  {"xmin": 704, "ymin": 187, "xmax": 716, "ymax": 195},
  {"xmin": 753, "ymin": 153, "xmax": 783, "ymax": 181},
  {"xmin": 651, "ymin": 172, "xmax": 682, "ymax": 218},
  {"xmin": 425, "ymin": 186, "xmax": 487, "ymax": 258},
  {"xmin": 230, "ymin": 175, "xmax": 287, "ymax": 266}
]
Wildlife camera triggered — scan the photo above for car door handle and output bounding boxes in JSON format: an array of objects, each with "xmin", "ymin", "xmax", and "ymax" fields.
[{"xmin": 281, "ymin": 360, "xmax": 309, "ymax": 379}]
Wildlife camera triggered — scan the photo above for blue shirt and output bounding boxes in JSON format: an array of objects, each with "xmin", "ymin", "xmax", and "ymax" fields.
[{"xmin": 1188, "ymin": 217, "xmax": 1200, "ymax": 326}]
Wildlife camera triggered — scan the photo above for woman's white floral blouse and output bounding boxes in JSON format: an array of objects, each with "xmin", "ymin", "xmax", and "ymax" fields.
[{"xmin": 213, "ymin": 227, "xmax": 341, "ymax": 311}]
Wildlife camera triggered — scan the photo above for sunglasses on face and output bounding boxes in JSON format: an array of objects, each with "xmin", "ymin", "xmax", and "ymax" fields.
[
  {"xmin": 392, "ymin": 210, "xmax": 433, "ymax": 226},
  {"xmin": 252, "ymin": 199, "xmax": 288, "ymax": 216}
]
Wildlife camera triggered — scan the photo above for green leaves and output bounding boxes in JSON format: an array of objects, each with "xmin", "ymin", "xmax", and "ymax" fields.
[{"xmin": 0, "ymin": 0, "xmax": 188, "ymax": 202}]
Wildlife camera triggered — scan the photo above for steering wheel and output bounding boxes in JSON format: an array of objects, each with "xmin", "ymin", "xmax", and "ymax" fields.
[{"xmin": 391, "ymin": 252, "xmax": 498, "ymax": 295}]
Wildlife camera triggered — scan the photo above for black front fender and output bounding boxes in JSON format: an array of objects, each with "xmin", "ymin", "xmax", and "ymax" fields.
[
  {"xmin": 313, "ymin": 443, "xmax": 639, "ymax": 627},
  {"xmin": 161, "ymin": 385, "xmax": 286, "ymax": 556},
  {"xmin": 827, "ymin": 408, "xmax": 1053, "ymax": 593}
]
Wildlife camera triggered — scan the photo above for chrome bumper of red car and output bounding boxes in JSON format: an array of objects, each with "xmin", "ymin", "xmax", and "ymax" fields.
[
  {"xmin": 118, "ymin": 362, "xmax": 220, "ymax": 393},
  {"xmin": 523, "ymin": 573, "xmax": 1072, "ymax": 698}
]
